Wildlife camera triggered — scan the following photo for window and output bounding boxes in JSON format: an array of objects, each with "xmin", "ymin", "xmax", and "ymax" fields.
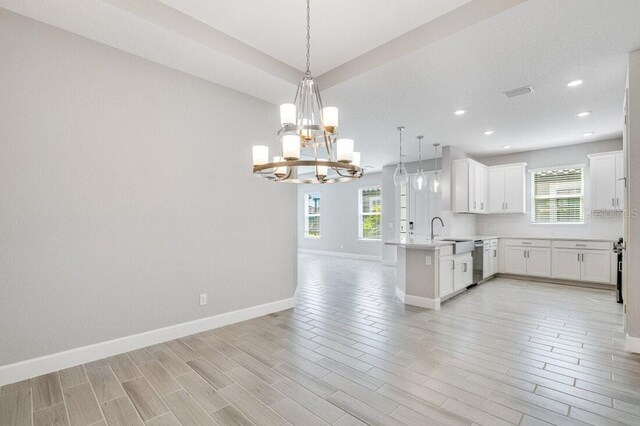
[
  {"xmin": 359, "ymin": 187, "xmax": 382, "ymax": 240},
  {"xmin": 531, "ymin": 167, "xmax": 584, "ymax": 224},
  {"xmin": 304, "ymin": 192, "xmax": 321, "ymax": 237}
]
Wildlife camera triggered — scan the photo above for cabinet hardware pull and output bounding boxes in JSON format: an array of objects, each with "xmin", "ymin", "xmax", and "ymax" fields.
[
  {"xmin": 493, "ymin": 250, "xmax": 497, "ymax": 257},
  {"xmin": 612, "ymin": 198, "xmax": 615, "ymax": 207},
  {"xmin": 578, "ymin": 253, "xmax": 580, "ymax": 262},
  {"xmin": 481, "ymin": 202, "xmax": 484, "ymax": 210},
  {"xmin": 616, "ymin": 197, "xmax": 620, "ymax": 207},
  {"xmin": 463, "ymin": 263, "xmax": 467, "ymax": 273},
  {"xmin": 452, "ymin": 260, "xmax": 455, "ymax": 270},
  {"xmin": 582, "ymin": 253, "xmax": 584, "ymax": 262},
  {"xmin": 505, "ymin": 202, "xmax": 508, "ymax": 210}
]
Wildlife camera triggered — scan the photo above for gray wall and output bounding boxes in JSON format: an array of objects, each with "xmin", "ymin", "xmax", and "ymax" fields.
[
  {"xmin": 297, "ymin": 172, "xmax": 383, "ymax": 258},
  {"xmin": 627, "ymin": 49, "xmax": 640, "ymax": 343},
  {"xmin": 0, "ymin": 10, "xmax": 296, "ymax": 366},
  {"xmin": 476, "ymin": 138, "xmax": 624, "ymax": 239}
]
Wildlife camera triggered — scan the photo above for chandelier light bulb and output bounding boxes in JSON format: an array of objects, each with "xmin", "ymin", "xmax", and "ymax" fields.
[
  {"xmin": 280, "ymin": 103, "xmax": 296, "ymax": 125},
  {"xmin": 252, "ymin": 145, "xmax": 269, "ymax": 166},
  {"xmin": 316, "ymin": 160, "xmax": 328, "ymax": 180},
  {"xmin": 323, "ymin": 107, "xmax": 338, "ymax": 130},
  {"xmin": 336, "ymin": 138, "xmax": 354, "ymax": 163},
  {"xmin": 351, "ymin": 152, "xmax": 361, "ymax": 167},
  {"xmin": 282, "ymin": 134, "xmax": 300, "ymax": 160}
]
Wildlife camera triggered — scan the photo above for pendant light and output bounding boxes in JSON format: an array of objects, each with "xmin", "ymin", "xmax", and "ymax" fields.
[
  {"xmin": 393, "ymin": 126, "xmax": 408, "ymax": 186},
  {"xmin": 429, "ymin": 143, "xmax": 441, "ymax": 193},
  {"xmin": 414, "ymin": 135, "xmax": 427, "ymax": 191}
]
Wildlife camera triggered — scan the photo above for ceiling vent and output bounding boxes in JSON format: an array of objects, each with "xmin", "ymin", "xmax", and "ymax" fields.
[{"xmin": 504, "ymin": 85, "xmax": 533, "ymax": 98}]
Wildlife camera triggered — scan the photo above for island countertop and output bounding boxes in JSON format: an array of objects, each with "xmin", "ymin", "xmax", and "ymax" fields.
[{"xmin": 384, "ymin": 240, "xmax": 454, "ymax": 250}]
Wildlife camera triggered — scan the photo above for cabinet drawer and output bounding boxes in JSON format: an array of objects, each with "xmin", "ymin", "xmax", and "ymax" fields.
[
  {"xmin": 439, "ymin": 245, "xmax": 454, "ymax": 256},
  {"xmin": 503, "ymin": 239, "xmax": 551, "ymax": 247},
  {"xmin": 551, "ymin": 240, "xmax": 612, "ymax": 250}
]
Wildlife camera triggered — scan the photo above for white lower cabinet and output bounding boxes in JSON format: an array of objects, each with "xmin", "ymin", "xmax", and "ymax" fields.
[
  {"xmin": 439, "ymin": 256, "xmax": 454, "ymax": 297},
  {"xmin": 454, "ymin": 253, "xmax": 473, "ymax": 291},
  {"xmin": 551, "ymin": 244, "xmax": 611, "ymax": 284},
  {"xmin": 504, "ymin": 246, "xmax": 527, "ymax": 275},
  {"xmin": 552, "ymin": 249, "xmax": 581, "ymax": 280},
  {"xmin": 439, "ymin": 252, "xmax": 473, "ymax": 298},
  {"xmin": 489, "ymin": 240, "xmax": 499, "ymax": 276},
  {"xmin": 527, "ymin": 247, "xmax": 552, "ymax": 277},
  {"xmin": 503, "ymin": 240, "xmax": 551, "ymax": 278}
]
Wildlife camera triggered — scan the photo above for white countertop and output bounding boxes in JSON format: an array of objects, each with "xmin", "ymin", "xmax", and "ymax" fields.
[{"xmin": 385, "ymin": 239, "xmax": 454, "ymax": 250}]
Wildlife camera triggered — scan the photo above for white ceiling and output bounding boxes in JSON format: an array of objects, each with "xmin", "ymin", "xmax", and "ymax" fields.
[
  {"xmin": 320, "ymin": 0, "xmax": 640, "ymax": 167},
  {"xmin": 155, "ymin": 0, "xmax": 471, "ymax": 75},
  {"xmin": 1, "ymin": 0, "xmax": 639, "ymax": 169}
]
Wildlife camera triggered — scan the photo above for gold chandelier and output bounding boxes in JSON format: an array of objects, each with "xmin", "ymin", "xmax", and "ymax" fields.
[{"xmin": 251, "ymin": 0, "xmax": 364, "ymax": 184}]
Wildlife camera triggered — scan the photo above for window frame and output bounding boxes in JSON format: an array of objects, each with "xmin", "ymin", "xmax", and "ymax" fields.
[
  {"xmin": 530, "ymin": 164, "xmax": 585, "ymax": 225},
  {"xmin": 358, "ymin": 186, "xmax": 382, "ymax": 241},
  {"xmin": 304, "ymin": 191, "xmax": 321, "ymax": 238}
]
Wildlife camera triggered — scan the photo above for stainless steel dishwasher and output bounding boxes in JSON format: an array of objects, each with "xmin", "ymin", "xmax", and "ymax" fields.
[{"xmin": 472, "ymin": 239, "xmax": 485, "ymax": 284}]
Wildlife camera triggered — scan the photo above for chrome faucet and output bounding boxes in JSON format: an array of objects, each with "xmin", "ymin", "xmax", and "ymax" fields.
[{"xmin": 431, "ymin": 216, "xmax": 444, "ymax": 240}]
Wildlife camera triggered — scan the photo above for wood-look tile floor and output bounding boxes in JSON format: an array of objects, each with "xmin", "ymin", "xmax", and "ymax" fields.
[{"xmin": 2, "ymin": 253, "xmax": 640, "ymax": 425}]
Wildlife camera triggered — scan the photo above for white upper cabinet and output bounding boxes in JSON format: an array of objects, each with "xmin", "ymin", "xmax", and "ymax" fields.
[
  {"xmin": 453, "ymin": 159, "xmax": 488, "ymax": 214},
  {"xmin": 488, "ymin": 163, "xmax": 527, "ymax": 213},
  {"xmin": 588, "ymin": 151, "xmax": 624, "ymax": 211}
]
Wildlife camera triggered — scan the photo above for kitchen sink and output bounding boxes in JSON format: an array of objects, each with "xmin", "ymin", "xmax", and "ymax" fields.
[{"xmin": 440, "ymin": 239, "xmax": 475, "ymax": 254}]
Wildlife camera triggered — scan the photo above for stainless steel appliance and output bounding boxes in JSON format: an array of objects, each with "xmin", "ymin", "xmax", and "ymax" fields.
[{"xmin": 473, "ymin": 240, "xmax": 484, "ymax": 284}]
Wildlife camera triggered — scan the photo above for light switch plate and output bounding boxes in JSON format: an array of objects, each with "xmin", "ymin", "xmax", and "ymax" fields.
[
  {"xmin": 199, "ymin": 294, "xmax": 208, "ymax": 306},
  {"xmin": 425, "ymin": 256, "xmax": 432, "ymax": 266}
]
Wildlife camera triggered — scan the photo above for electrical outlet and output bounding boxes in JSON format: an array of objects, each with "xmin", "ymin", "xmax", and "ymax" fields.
[
  {"xmin": 199, "ymin": 294, "xmax": 208, "ymax": 306},
  {"xmin": 425, "ymin": 256, "xmax": 432, "ymax": 266}
]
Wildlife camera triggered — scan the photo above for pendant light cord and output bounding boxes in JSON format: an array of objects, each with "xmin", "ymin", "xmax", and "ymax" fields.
[{"xmin": 305, "ymin": 0, "xmax": 311, "ymax": 75}]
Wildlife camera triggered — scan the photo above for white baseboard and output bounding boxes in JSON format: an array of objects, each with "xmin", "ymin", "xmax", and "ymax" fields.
[
  {"xmin": 0, "ymin": 296, "xmax": 295, "ymax": 386},
  {"xmin": 395, "ymin": 287, "xmax": 440, "ymax": 310},
  {"xmin": 626, "ymin": 333, "xmax": 640, "ymax": 354},
  {"xmin": 298, "ymin": 248, "xmax": 381, "ymax": 261}
]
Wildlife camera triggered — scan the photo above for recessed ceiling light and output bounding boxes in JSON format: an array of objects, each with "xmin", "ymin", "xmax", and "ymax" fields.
[
  {"xmin": 583, "ymin": 132, "xmax": 594, "ymax": 137},
  {"xmin": 576, "ymin": 111, "xmax": 591, "ymax": 117},
  {"xmin": 502, "ymin": 145, "xmax": 511, "ymax": 149},
  {"xmin": 484, "ymin": 130, "xmax": 495, "ymax": 136},
  {"xmin": 454, "ymin": 109, "xmax": 467, "ymax": 115},
  {"xmin": 567, "ymin": 80, "xmax": 583, "ymax": 87}
]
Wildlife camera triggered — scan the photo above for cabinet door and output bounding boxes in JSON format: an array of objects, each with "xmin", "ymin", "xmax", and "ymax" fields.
[
  {"xmin": 591, "ymin": 155, "xmax": 616, "ymax": 210},
  {"xmin": 552, "ymin": 248, "xmax": 581, "ymax": 281},
  {"xmin": 615, "ymin": 152, "xmax": 625, "ymax": 211},
  {"xmin": 453, "ymin": 160, "xmax": 470, "ymax": 212},
  {"xmin": 454, "ymin": 254, "xmax": 473, "ymax": 290},
  {"xmin": 439, "ymin": 257, "xmax": 455, "ymax": 297},
  {"xmin": 469, "ymin": 161, "xmax": 478, "ymax": 212},
  {"xmin": 526, "ymin": 247, "xmax": 551, "ymax": 277},
  {"xmin": 488, "ymin": 167, "xmax": 505, "ymax": 213},
  {"xmin": 483, "ymin": 247, "xmax": 491, "ymax": 279},
  {"xmin": 490, "ymin": 247, "xmax": 498, "ymax": 275},
  {"xmin": 482, "ymin": 166, "xmax": 490, "ymax": 213},
  {"xmin": 581, "ymin": 250, "xmax": 611, "ymax": 283},
  {"xmin": 504, "ymin": 247, "xmax": 527, "ymax": 275},
  {"xmin": 503, "ymin": 165, "xmax": 525, "ymax": 213}
]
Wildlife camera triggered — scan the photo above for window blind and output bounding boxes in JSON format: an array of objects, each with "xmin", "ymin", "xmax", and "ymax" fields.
[{"xmin": 532, "ymin": 168, "xmax": 584, "ymax": 223}]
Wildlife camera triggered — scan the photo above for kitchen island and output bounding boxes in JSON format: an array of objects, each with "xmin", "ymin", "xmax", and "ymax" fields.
[{"xmin": 386, "ymin": 239, "xmax": 473, "ymax": 309}]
